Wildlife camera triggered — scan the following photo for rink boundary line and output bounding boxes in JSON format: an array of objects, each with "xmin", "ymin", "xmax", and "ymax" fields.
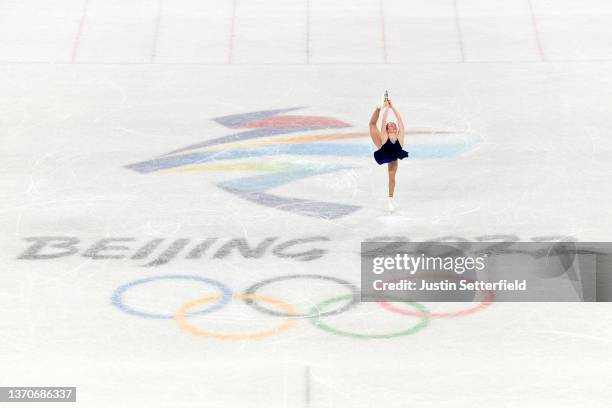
[{"xmin": 3, "ymin": 59, "xmax": 612, "ymax": 66}]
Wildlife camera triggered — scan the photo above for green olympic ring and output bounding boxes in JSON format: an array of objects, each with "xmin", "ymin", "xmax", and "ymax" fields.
[{"xmin": 309, "ymin": 295, "xmax": 430, "ymax": 339}]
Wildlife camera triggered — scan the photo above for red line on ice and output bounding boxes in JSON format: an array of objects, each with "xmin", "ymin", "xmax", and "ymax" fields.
[
  {"xmin": 379, "ymin": 0, "xmax": 388, "ymax": 63},
  {"xmin": 228, "ymin": 0, "xmax": 237, "ymax": 64},
  {"xmin": 70, "ymin": 0, "xmax": 90, "ymax": 63},
  {"xmin": 527, "ymin": 0, "xmax": 546, "ymax": 61}
]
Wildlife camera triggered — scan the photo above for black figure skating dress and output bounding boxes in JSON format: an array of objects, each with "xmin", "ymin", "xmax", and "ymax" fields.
[{"xmin": 374, "ymin": 138, "xmax": 409, "ymax": 165}]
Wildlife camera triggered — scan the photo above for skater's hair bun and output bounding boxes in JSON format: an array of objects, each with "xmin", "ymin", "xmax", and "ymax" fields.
[{"xmin": 386, "ymin": 122, "xmax": 397, "ymax": 131}]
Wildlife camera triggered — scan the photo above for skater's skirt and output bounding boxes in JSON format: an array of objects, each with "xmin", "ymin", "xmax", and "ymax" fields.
[{"xmin": 374, "ymin": 140, "xmax": 409, "ymax": 165}]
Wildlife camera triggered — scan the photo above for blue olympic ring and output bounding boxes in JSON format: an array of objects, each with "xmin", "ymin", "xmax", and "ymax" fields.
[{"xmin": 111, "ymin": 275, "xmax": 232, "ymax": 319}]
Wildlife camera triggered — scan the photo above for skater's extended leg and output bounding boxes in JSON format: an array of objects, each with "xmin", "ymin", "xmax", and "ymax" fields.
[{"xmin": 369, "ymin": 108, "xmax": 382, "ymax": 149}]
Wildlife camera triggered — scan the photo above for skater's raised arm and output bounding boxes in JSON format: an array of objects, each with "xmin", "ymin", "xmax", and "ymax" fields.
[
  {"xmin": 380, "ymin": 105, "xmax": 390, "ymax": 142},
  {"xmin": 389, "ymin": 101, "xmax": 405, "ymax": 145}
]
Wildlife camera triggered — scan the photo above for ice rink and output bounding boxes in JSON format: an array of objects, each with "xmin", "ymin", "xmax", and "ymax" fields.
[{"xmin": 2, "ymin": 0, "xmax": 612, "ymax": 407}]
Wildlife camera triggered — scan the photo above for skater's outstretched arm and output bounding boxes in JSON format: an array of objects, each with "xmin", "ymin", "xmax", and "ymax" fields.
[
  {"xmin": 389, "ymin": 101, "xmax": 405, "ymax": 146},
  {"xmin": 380, "ymin": 105, "xmax": 390, "ymax": 144}
]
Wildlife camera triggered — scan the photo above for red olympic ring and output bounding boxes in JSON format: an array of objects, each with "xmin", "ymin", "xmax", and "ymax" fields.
[{"xmin": 377, "ymin": 273, "xmax": 495, "ymax": 318}]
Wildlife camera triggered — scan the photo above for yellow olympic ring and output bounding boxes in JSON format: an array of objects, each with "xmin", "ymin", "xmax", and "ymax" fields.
[{"xmin": 175, "ymin": 294, "xmax": 298, "ymax": 340}]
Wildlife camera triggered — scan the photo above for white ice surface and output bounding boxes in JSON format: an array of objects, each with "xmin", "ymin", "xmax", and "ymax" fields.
[{"xmin": 1, "ymin": 1, "xmax": 612, "ymax": 407}]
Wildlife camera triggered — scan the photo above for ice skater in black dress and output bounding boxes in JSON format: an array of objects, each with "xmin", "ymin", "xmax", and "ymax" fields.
[{"xmin": 369, "ymin": 94, "xmax": 408, "ymax": 213}]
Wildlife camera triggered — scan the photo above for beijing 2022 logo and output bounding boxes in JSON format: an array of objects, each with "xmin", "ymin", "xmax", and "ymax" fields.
[{"xmin": 126, "ymin": 107, "xmax": 480, "ymax": 219}]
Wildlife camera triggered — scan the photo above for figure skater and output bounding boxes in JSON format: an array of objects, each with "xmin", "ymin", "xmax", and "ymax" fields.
[{"xmin": 369, "ymin": 92, "xmax": 408, "ymax": 213}]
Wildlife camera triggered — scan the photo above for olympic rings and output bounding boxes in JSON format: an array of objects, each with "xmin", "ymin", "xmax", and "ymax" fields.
[
  {"xmin": 377, "ymin": 274, "xmax": 495, "ymax": 318},
  {"xmin": 175, "ymin": 294, "xmax": 299, "ymax": 340},
  {"xmin": 111, "ymin": 273, "xmax": 493, "ymax": 340},
  {"xmin": 111, "ymin": 275, "xmax": 232, "ymax": 319},
  {"xmin": 309, "ymin": 295, "xmax": 429, "ymax": 339},
  {"xmin": 243, "ymin": 274, "xmax": 360, "ymax": 318}
]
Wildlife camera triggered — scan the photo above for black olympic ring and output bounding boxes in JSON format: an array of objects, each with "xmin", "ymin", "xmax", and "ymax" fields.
[{"xmin": 242, "ymin": 274, "xmax": 360, "ymax": 318}]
